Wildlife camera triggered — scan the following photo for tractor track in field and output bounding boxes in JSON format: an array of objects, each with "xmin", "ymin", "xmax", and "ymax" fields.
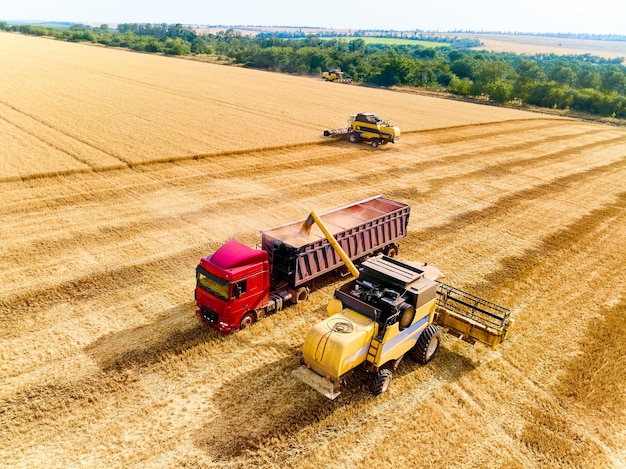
[
  {"xmin": 0, "ymin": 118, "xmax": 579, "ymax": 185},
  {"xmin": 0, "ymin": 118, "xmax": 609, "ymax": 210},
  {"xmin": 2, "ymin": 120, "xmax": 625, "ymax": 397},
  {"xmin": 0, "ymin": 100, "xmax": 130, "ymax": 168},
  {"xmin": 54, "ymin": 60, "xmax": 328, "ymax": 132},
  {"xmin": 3, "ymin": 119, "xmax": 624, "ymax": 319}
]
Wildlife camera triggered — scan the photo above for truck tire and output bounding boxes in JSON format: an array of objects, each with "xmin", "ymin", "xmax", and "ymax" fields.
[
  {"xmin": 385, "ymin": 245, "xmax": 398, "ymax": 257},
  {"xmin": 239, "ymin": 312, "xmax": 256, "ymax": 330},
  {"xmin": 371, "ymin": 368, "xmax": 393, "ymax": 395},
  {"xmin": 348, "ymin": 132, "xmax": 360, "ymax": 143},
  {"xmin": 411, "ymin": 325, "xmax": 442, "ymax": 364},
  {"xmin": 295, "ymin": 286, "xmax": 309, "ymax": 303}
]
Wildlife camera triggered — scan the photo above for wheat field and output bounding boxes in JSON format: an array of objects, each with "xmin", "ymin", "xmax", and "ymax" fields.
[{"xmin": 1, "ymin": 31, "xmax": 625, "ymax": 468}]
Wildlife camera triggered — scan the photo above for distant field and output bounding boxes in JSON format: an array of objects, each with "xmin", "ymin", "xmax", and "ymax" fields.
[
  {"xmin": 318, "ymin": 36, "xmax": 447, "ymax": 47},
  {"xmin": 199, "ymin": 26, "xmax": 626, "ymax": 62},
  {"xmin": 456, "ymin": 33, "xmax": 626, "ymax": 62}
]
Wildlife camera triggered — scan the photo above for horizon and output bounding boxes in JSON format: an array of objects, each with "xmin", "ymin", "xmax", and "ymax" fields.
[
  {"xmin": 1, "ymin": 0, "xmax": 624, "ymax": 36},
  {"xmin": 3, "ymin": 20, "xmax": 625, "ymax": 39}
]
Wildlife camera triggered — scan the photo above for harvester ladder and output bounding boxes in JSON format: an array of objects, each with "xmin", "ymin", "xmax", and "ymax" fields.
[{"xmin": 366, "ymin": 338, "xmax": 381, "ymax": 363}]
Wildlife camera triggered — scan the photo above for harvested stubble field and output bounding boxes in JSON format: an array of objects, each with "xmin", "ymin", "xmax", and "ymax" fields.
[{"xmin": 1, "ymin": 31, "xmax": 625, "ymax": 468}]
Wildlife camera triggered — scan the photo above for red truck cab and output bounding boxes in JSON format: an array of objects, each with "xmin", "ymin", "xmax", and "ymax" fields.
[{"xmin": 195, "ymin": 238, "xmax": 270, "ymax": 333}]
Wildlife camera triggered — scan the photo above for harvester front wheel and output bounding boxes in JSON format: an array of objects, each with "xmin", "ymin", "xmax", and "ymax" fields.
[
  {"xmin": 371, "ymin": 369, "xmax": 393, "ymax": 396},
  {"xmin": 239, "ymin": 312, "xmax": 256, "ymax": 330},
  {"xmin": 348, "ymin": 132, "xmax": 360, "ymax": 143},
  {"xmin": 411, "ymin": 325, "xmax": 442, "ymax": 364}
]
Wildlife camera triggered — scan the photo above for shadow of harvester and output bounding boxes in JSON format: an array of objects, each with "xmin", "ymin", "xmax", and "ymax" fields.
[{"xmin": 193, "ymin": 334, "xmax": 478, "ymax": 462}]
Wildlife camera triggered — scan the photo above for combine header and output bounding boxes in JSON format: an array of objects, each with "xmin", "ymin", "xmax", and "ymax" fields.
[{"xmin": 435, "ymin": 282, "xmax": 512, "ymax": 348}]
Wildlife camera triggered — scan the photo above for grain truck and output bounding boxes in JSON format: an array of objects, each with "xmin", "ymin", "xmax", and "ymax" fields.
[
  {"xmin": 195, "ymin": 195, "xmax": 410, "ymax": 333},
  {"xmin": 293, "ymin": 214, "xmax": 512, "ymax": 399}
]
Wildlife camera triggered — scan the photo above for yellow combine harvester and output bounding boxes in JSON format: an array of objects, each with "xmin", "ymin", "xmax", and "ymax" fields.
[
  {"xmin": 323, "ymin": 113, "xmax": 400, "ymax": 148},
  {"xmin": 321, "ymin": 68, "xmax": 352, "ymax": 84},
  {"xmin": 293, "ymin": 211, "xmax": 512, "ymax": 399}
]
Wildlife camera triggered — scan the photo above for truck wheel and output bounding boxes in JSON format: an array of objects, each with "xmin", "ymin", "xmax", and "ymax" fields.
[
  {"xmin": 348, "ymin": 132, "xmax": 360, "ymax": 143},
  {"xmin": 411, "ymin": 325, "xmax": 442, "ymax": 364},
  {"xmin": 371, "ymin": 140, "xmax": 379, "ymax": 148},
  {"xmin": 295, "ymin": 286, "xmax": 309, "ymax": 303},
  {"xmin": 385, "ymin": 245, "xmax": 398, "ymax": 257},
  {"xmin": 239, "ymin": 312, "xmax": 256, "ymax": 330},
  {"xmin": 371, "ymin": 369, "xmax": 393, "ymax": 395}
]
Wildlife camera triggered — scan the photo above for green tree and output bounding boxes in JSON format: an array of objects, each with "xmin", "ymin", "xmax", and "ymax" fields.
[
  {"xmin": 602, "ymin": 69, "xmax": 626, "ymax": 93},
  {"xmin": 450, "ymin": 55, "xmax": 478, "ymax": 80},
  {"xmin": 513, "ymin": 59, "xmax": 546, "ymax": 102},
  {"xmin": 483, "ymin": 78, "xmax": 513, "ymax": 103},
  {"xmin": 164, "ymin": 37, "xmax": 191, "ymax": 55},
  {"xmin": 373, "ymin": 52, "xmax": 418, "ymax": 87},
  {"xmin": 528, "ymin": 81, "xmax": 574, "ymax": 109},
  {"xmin": 577, "ymin": 68, "xmax": 602, "ymax": 89},
  {"xmin": 349, "ymin": 38, "xmax": 366, "ymax": 52},
  {"xmin": 448, "ymin": 74, "xmax": 471, "ymax": 95},
  {"xmin": 549, "ymin": 65, "xmax": 577, "ymax": 86}
]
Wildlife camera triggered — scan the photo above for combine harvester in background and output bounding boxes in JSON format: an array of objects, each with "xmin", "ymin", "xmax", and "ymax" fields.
[
  {"xmin": 293, "ymin": 212, "xmax": 513, "ymax": 399},
  {"xmin": 324, "ymin": 113, "xmax": 400, "ymax": 148},
  {"xmin": 321, "ymin": 68, "xmax": 352, "ymax": 84},
  {"xmin": 195, "ymin": 196, "xmax": 410, "ymax": 333}
]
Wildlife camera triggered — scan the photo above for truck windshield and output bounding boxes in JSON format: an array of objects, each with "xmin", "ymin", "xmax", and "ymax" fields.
[{"xmin": 196, "ymin": 266, "xmax": 230, "ymax": 301}]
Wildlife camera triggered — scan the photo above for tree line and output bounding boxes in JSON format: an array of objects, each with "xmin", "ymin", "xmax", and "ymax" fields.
[{"xmin": 2, "ymin": 22, "xmax": 626, "ymax": 119}]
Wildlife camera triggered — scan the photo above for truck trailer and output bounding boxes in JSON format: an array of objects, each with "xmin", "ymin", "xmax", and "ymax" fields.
[{"xmin": 195, "ymin": 195, "xmax": 410, "ymax": 333}]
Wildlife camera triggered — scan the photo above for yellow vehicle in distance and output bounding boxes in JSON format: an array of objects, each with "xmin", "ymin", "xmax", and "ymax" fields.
[
  {"xmin": 324, "ymin": 113, "xmax": 400, "ymax": 148},
  {"xmin": 321, "ymin": 68, "xmax": 352, "ymax": 83}
]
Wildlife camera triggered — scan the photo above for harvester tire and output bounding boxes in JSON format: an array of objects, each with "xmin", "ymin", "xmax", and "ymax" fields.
[
  {"xmin": 239, "ymin": 312, "xmax": 256, "ymax": 330},
  {"xmin": 371, "ymin": 369, "xmax": 393, "ymax": 395},
  {"xmin": 348, "ymin": 132, "xmax": 360, "ymax": 143},
  {"xmin": 371, "ymin": 140, "xmax": 379, "ymax": 148},
  {"xmin": 411, "ymin": 325, "xmax": 442, "ymax": 364}
]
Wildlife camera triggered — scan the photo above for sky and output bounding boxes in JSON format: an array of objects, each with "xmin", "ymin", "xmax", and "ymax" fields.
[{"xmin": 2, "ymin": 0, "xmax": 625, "ymax": 35}]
